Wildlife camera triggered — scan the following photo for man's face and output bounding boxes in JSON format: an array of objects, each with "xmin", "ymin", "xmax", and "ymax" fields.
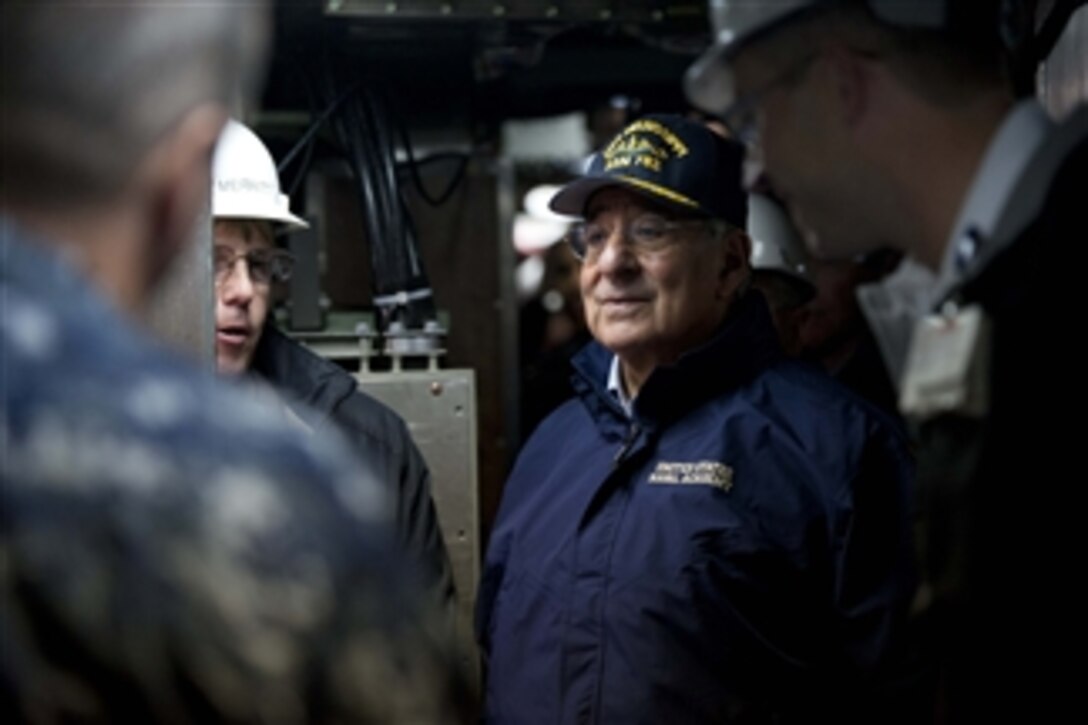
[
  {"xmin": 579, "ymin": 188, "xmax": 742, "ymax": 371},
  {"xmin": 798, "ymin": 257, "xmax": 866, "ymax": 356},
  {"xmin": 730, "ymin": 43, "xmax": 873, "ymax": 261},
  {"xmin": 214, "ymin": 219, "xmax": 274, "ymax": 375}
]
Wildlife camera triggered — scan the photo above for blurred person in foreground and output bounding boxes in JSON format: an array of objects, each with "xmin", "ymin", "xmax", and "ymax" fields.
[
  {"xmin": 477, "ymin": 114, "xmax": 917, "ymax": 724},
  {"xmin": 703, "ymin": 119, "xmax": 816, "ymax": 358},
  {"xmin": 686, "ymin": 1, "xmax": 1088, "ymax": 719},
  {"xmin": 0, "ymin": 2, "xmax": 468, "ymax": 722}
]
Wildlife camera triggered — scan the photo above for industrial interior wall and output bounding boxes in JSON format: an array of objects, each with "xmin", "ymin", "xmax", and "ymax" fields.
[{"xmin": 319, "ymin": 158, "xmax": 513, "ymax": 540}]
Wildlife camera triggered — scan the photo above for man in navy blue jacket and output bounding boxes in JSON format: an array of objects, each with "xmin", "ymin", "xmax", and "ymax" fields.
[{"xmin": 477, "ymin": 114, "xmax": 918, "ymax": 724}]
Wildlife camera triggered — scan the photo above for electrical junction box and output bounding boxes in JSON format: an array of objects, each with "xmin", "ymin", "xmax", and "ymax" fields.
[{"xmin": 355, "ymin": 367, "xmax": 481, "ymax": 691}]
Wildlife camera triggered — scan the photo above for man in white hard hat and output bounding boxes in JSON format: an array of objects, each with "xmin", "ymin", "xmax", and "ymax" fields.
[
  {"xmin": 1, "ymin": 4, "xmax": 466, "ymax": 722},
  {"xmin": 746, "ymin": 192, "xmax": 814, "ymax": 356},
  {"xmin": 686, "ymin": 1, "xmax": 1088, "ymax": 721},
  {"xmin": 211, "ymin": 119, "xmax": 456, "ymax": 616},
  {"xmin": 211, "ymin": 119, "xmax": 310, "ymax": 374}
]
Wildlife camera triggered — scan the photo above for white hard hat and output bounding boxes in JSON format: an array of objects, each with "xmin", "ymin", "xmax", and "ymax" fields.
[
  {"xmin": 748, "ymin": 193, "xmax": 814, "ymax": 300},
  {"xmin": 685, "ymin": 0, "xmax": 949, "ymax": 115},
  {"xmin": 211, "ymin": 119, "xmax": 308, "ymax": 231},
  {"xmin": 685, "ymin": 0, "xmax": 816, "ymax": 115}
]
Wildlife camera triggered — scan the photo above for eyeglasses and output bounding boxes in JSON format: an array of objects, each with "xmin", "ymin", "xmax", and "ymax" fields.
[
  {"xmin": 213, "ymin": 245, "xmax": 295, "ymax": 286},
  {"xmin": 565, "ymin": 214, "xmax": 718, "ymax": 263},
  {"xmin": 720, "ymin": 51, "xmax": 818, "ymax": 147}
]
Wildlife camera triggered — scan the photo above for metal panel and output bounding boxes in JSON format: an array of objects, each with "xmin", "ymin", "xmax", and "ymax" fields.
[
  {"xmin": 355, "ymin": 368, "xmax": 481, "ymax": 689},
  {"xmin": 325, "ymin": 0, "xmax": 700, "ymax": 23}
]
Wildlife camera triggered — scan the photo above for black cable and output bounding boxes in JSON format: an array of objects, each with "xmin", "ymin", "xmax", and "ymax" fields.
[
  {"xmin": 367, "ymin": 89, "xmax": 437, "ymax": 326},
  {"xmin": 368, "ymin": 92, "xmax": 404, "ymax": 272},
  {"xmin": 396, "ymin": 122, "xmax": 472, "ymax": 207},
  {"xmin": 307, "ymin": 58, "xmax": 439, "ymax": 329},
  {"xmin": 274, "ymin": 52, "xmax": 319, "ymax": 198},
  {"xmin": 323, "ymin": 58, "xmax": 386, "ymax": 300},
  {"xmin": 392, "ymin": 95, "xmax": 474, "ymax": 207},
  {"xmin": 360, "ymin": 92, "xmax": 403, "ymax": 295},
  {"xmin": 277, "ymin": 82, "xmax": 361, "ymax": 174},
  {"xmin": 351, "ymin": 94, "xmax": 391, "ymax": 293}
]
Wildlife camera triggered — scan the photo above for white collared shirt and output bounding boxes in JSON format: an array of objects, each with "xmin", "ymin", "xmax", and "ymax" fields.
[{"xmin": 607, "ymin": 355, "xmax": 634, "ymax": 417}]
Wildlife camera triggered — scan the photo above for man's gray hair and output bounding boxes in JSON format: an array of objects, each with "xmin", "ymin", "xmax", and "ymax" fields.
[{"xmin": 1, "ymin": 1, "xmax": 270, "ymax": 208}]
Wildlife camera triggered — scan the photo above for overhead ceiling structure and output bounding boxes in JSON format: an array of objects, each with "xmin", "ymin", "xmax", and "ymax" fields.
[{"xmin": 262, "ymin": 0, "xmax": 712, "ymax": 139}]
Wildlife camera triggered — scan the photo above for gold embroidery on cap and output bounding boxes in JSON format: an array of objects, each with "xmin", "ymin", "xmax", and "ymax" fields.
[
  {"xmin": 613, "ymin": 176, "xmax": 699, "ymax": 209},
  {"xmin": 602, "ymin": 119, "xmax": 691, "ymax": 175}
]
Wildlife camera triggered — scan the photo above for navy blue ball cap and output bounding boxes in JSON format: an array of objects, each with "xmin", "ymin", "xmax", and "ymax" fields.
[{"xmin": 550, "ymin": 113, "xmax": 747, "ymax": 228}]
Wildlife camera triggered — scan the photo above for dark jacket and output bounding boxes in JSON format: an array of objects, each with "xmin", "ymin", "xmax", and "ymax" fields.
[
  {"xmin": 478, "ymin": 293, "xmax": 917, "ymax": 724},
  {"xmin": 916, "ymin": 106, "xmax": 1088, "ymax": 723},
  {"xmin": 251, "ymin": 324, "xmax": 455, "ymax": 612}
]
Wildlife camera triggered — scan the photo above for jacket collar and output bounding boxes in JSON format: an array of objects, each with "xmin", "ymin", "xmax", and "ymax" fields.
[
  {"xmin": 248, "ymin": 324, "xmax": 357, "ymax": 425},
  {"xmin": 935, "ymin": 100, "xmax": 1052, "ymax": 302},
  {"xmin": 571, "ymin": 292, "xmax": 784, "ymax": 430}
]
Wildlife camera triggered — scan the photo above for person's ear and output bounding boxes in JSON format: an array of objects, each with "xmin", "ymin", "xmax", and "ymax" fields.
[
  {"xmin": 721, "ymin": 228, "xmax": 751, "ymax": 274},
  {"xmin": 135, "ymin": 104, "xmax": 229, "ymax": 289},
  {"xmin": 823, "ymin": 43, "xmax": 871, "ymax": 127},
  {"xmin": 717, "ymin": 228, "xmax": 752, "ymax": 299}
]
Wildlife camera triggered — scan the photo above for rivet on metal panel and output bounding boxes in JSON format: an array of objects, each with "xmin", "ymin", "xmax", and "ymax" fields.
[
  {"xmin": 454, "ymin": 405, "xmax": 464, "ymax": 416},
  {"xmin": 430, "ymin": 381, "xmax": 444, "ymax": 396}
]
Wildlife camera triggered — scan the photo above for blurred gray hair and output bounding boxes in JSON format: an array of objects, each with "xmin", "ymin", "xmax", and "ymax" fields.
[{"xmin": 1, "ymin": 1, "xmax": 270, "ymax": 208}]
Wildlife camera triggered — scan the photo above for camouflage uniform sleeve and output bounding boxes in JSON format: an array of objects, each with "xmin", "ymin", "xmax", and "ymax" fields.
[{"xmin": 2, "ymin": 356, "xmax": 473, "ymax": 723}]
